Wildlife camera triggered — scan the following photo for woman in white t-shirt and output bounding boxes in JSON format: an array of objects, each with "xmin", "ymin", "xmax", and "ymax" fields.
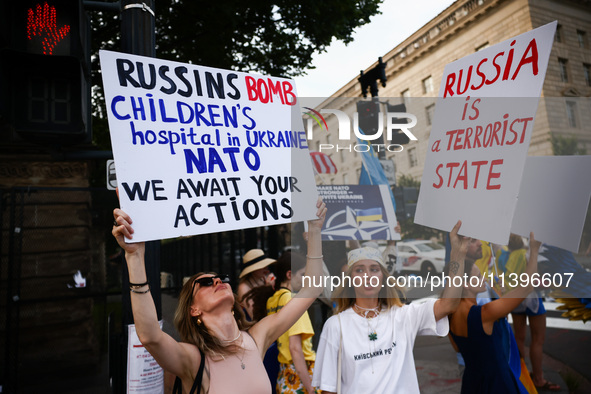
[{"xmin": 312, "ymin": 221, "xmax": 469, "ymax": 394}]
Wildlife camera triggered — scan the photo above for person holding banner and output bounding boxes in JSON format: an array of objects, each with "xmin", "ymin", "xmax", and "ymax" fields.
[
  {"xmin": 112, "ymin": 198, "xmax": 326, "ymax": 394},
  {"xmin": 312, "ymin": 221, "xmax": 468, "ymax": 393},
  {"xmin": 448, "ymin": 232, "xmax": 541, "ymax": 394}
]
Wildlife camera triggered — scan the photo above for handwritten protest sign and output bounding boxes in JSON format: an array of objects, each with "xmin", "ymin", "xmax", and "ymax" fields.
[
  {"xmin": 414, "ymin": 22, "xmax": 556, "ymax": 245},
  {"xmin": 318, "ymin": 185, "xmax": 399, "ymax": 240},
  {"xmin": 100, "ymin": 50, "xmax": 318, "ymax": 242},
  {"xmin": 511, "ymin": 155, "xmax": 591, "ymax": 253}
]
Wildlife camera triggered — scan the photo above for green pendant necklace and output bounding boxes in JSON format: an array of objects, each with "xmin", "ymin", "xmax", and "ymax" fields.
[{"xmin": 354, "ymin": 304, "xmax": 380, "ymax": 341}]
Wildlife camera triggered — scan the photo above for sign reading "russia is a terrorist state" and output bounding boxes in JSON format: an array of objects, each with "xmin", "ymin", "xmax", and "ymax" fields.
[
  {"xmin": 415, "ymin": 22, "xmax": 556, "ymax": 245},
  {"xmin": 100, "ymin": 50, "xmax": 318, "ymax": 242}
]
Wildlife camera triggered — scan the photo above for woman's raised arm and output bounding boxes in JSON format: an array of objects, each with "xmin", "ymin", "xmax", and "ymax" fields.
[
  {"xmin": 112, "ymin": 208, "xmax": 198, "ymax": 379},
  {"xmin": 249, "ymin": 198, "xmax": 327, "ymax": 352},
  {"xmin": 482, "ymin": 232, "xmax": 541, "ymax": 324},
  {"xmin": 434, "ymin": 220, "xmax": 468, "ymax": 320}
]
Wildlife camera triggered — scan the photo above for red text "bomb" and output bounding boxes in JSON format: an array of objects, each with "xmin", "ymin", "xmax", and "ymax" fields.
[{"xmin": 245, "ymin": 76, "xmax": 297, "ymax": 106}]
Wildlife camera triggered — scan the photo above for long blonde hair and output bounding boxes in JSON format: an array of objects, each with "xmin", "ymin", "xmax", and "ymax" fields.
[
  {"xmin": 174, "ymin": 272, "xmax": 253, "ymax": 356},
  {"xmin": 332, "ymin": 264, "xmax": 404, "ymax": 313}
]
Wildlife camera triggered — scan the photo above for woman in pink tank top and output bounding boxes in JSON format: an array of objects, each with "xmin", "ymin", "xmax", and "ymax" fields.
[{"xmin": 112, "ymin": 198, "xmax": 326, "ymax": 394}]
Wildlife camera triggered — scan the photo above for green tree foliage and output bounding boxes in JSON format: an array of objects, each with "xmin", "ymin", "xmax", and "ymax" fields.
[
  {"xmin": 89, "ymin": 0, "xmax": 382, "ymax": 148},
  {"xmin": 550, "ymin": 133, "xmax": 587, "ymax": 155},
  {"xmin": 397, "ymin": 173, "xmax": 420, "ymax": 188},
  {"xmin": 154, "ymin": 0, "xmax": 382, "ymax": 77}
]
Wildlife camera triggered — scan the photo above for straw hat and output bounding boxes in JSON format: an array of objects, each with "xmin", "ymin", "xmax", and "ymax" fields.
[{"xmin": 239, "ymin": 249, "xmax": 276, "ymax": 278}]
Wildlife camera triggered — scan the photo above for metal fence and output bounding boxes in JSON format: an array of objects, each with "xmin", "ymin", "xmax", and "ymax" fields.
[
  {"xmin": 0, "ymin": 187, "xmax": 120, "ymax": 392},
  {"xmin": 0, "ymin": 186, "xmax": 284, "ymax": 393},
  {"xmin": 160, "ymin": 225, "xmax": 282, "ymax": 290}
]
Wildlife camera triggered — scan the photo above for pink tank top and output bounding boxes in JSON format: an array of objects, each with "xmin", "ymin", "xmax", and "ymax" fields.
[{"xmin": 207, "ymin": 331, "xmax": 271, "ymax": 394}]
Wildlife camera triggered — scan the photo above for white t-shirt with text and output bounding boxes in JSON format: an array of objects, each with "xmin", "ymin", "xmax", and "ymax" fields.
[{"xmin": 312, "ymin": 298, "xmax": 448, "ymax": 394}]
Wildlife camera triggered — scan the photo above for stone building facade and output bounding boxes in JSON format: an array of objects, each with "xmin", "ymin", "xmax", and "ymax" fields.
[{"xmin": 308, "ymin": 0, "xmax": 591, "ymax": 184}]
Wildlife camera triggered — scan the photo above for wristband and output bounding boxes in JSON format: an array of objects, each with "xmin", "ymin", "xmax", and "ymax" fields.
[
  {"xmin": 130, "ymin": 285, "xmax": 151, "ymax": 294},
  {"xmin": 129, "ymin": 280, "xmax": 149, "ymax": 288},
  {"xmin": 306, "ymin": 255, "xmax": 324, "ymax": 259}
]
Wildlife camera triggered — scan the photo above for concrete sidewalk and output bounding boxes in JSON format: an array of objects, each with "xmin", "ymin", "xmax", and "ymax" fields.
[
  {"xmin": 415, "ymin": 357, "xmax": 573, "ymax": 393},
  {"xmin": 413, "ymin": 336, "xmax": 583, "ymax": 393}
]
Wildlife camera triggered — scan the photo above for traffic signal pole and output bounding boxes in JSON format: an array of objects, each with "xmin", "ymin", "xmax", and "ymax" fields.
[
  {"xmin": 118, "ymin": 0, "xmax": 160, "ymax": 323},
  {"xmin": 358, "ymin": 57, "xmax": 386, "ymax": 99},
  {"xmin": 357, "ymin": 57, "xmax": 387, "ymax": 159},
  {"xmin": 120, "ymin": 0, "xmax": 155, "ymax": 57},
  {"xmin": 117, "ymin": 0, "xmax": 162, "ymax": 388},
  {"xmin": 357, "ymin": 57, "xmax": 410, "ymax": 220},
  {"xmin": 91, "ymin": 2, "xmax": 160, "ymax": 392},
  {"xmin": 84, "ymin": 2, "xmax": 160, "ymax": 391}
]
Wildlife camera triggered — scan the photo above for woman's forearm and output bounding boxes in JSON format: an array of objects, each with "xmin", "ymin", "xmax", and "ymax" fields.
[
  {"xmin": 300, "ymin": 225, "xmax": 324, "ymax": 298},
  {"xmin": 126, "ymin": 250, "xmax": 162, "ymax": 345},
  {"xmin": 525, "ymin": 248, "xmax": 539, "ymax": 277}
]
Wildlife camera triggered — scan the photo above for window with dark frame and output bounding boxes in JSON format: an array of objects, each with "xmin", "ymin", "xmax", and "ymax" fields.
[
  {"xmin": 577, "ymin": 30, "xmax": 587, "ymax": 48},
  {"xmin": 475, "ymin": 42, "xmax": 489, "ymax": 52},
  {"xmin": 555, "ymin": 24, "xmax": 562, "ymax": 43},
  {"xmin": 401, "ymin": 89, "xmax": 410, "ymax": 105},
  {"xmin": 558, "ymin": 58, "xmax": 569, "ymax": 82},
  {"xmin": 408, "ymin": 147, "xmax": 418, "ymax": 167},
  {"xmin": 422, "ymin": 76, "xmax": 434, "ymax": 94},
  {"xmin": 584, "ymin": 64, "xmax": 591, "ymax": 87},
  {"xmin": 425, "ymin": 104, "xmax": 435, "ymax": 126},
  {"xmin": 566, "ymin": 101, "xmax": 578, "ymax": 128}
]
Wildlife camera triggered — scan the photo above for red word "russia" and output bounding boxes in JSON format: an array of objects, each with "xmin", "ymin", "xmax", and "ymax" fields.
[
  {"xmin": 245, "ymin": 76, "xmax": 296, "ymax": 106},
  {"xmin": 444, "ymin": 38, "xmax": 539, "ymax": 98}
]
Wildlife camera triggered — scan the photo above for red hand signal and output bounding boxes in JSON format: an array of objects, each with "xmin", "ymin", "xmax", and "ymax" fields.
[{"xmin": 26, "ymin": 2, "xmax": 71, "ymax": 55}]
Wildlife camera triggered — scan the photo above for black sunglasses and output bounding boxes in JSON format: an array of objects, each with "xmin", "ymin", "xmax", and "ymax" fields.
[
  {"xmin": 188, "ymin": 275, "xmax": 230, "ymax": 308},
  {"xmin": 190, "ymin": 274, "xmax": 229, "ymax": 294},
  {"xmin": 194, "ymin": 274, "xmax": 230, "ymax": 287}
]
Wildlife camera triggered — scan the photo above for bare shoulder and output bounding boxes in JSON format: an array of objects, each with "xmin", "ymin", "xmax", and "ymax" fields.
[
  {"xmin": 178, "ymin": 342, "xmax": 203, "ymax": 374},
  {"xmin": 179, "ymin": 341, "xmax": 200, "ymax": 355},
  {"xmin": 449, "ymin": 303, "xmax": 471, "ymax": 336}
]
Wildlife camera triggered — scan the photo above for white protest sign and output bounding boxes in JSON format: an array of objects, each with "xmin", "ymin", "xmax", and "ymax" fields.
[
  {"xmin": 100, "ymin": 50, "xmax": 318, "ymax": 242},
  {"xmin": 414, "ymin": 22, "xmax": 556, "ymax": 244},
  {"xmin": 127, "ymin": 322, "xmax": 163, "ymax": 393},
  {"xmin": 511, "ymin": 155, "xmax": 591, "ymax": 253}
]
